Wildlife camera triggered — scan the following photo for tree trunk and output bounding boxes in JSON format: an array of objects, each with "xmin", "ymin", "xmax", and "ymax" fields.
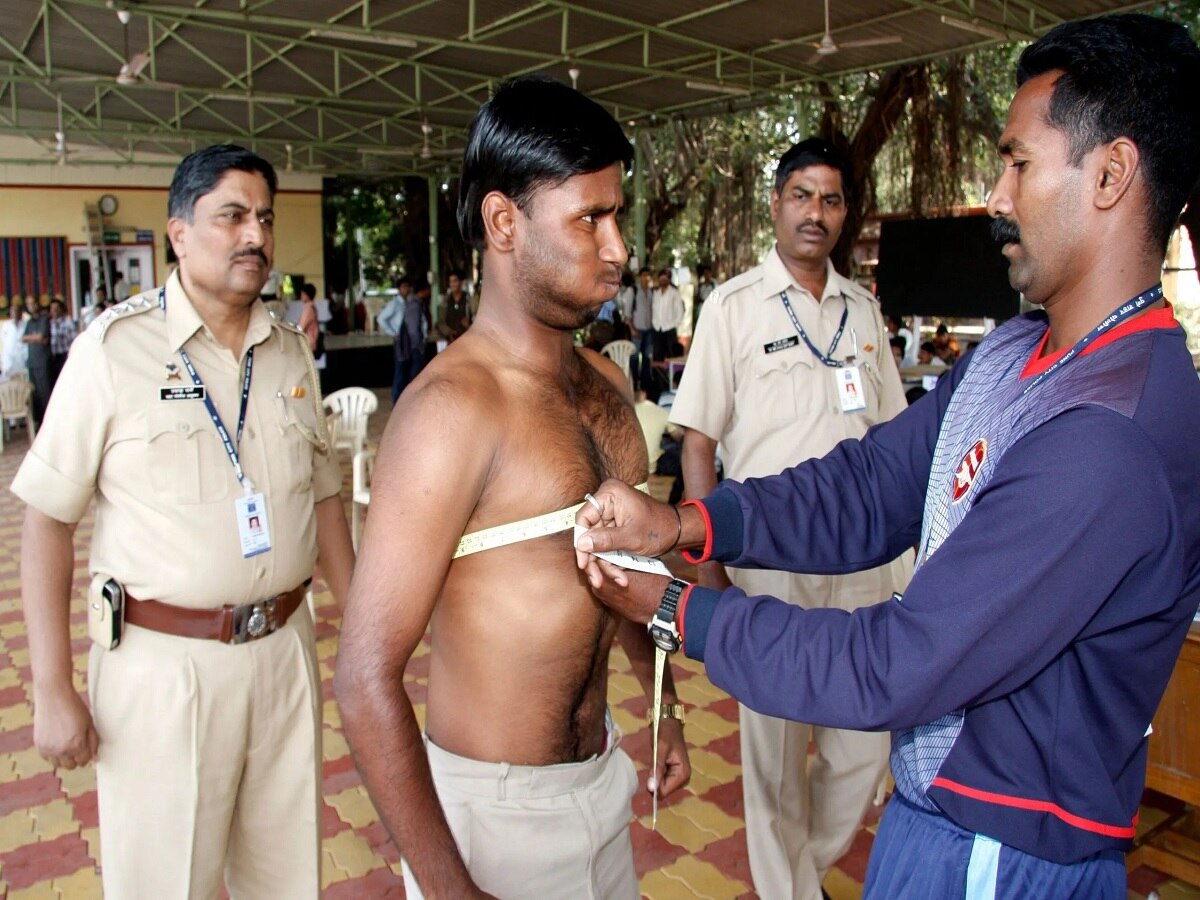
[{"xmin": 828, "ymin": 65, "xmax": 925, "ymax": 275}]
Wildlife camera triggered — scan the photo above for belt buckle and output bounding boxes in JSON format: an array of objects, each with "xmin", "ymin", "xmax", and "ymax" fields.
[{"xmin": 231, "ymin": 598, "xmax": 277, "ymax": 644}]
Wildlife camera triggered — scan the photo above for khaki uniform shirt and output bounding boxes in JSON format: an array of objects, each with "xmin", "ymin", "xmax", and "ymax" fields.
[
  {"xmin": 671, "ymin": 246, "xmax": 906, "ymax": 481},
  {"xmin": 670, "ymin": 246, "xmax": 911, "ymax": 611},
  {"xmin": 12, "ymin": 270, "xmax": 341, "ymax": 610}
]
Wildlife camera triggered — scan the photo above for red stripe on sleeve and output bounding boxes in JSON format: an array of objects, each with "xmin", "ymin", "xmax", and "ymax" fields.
[{"xmin": 679, "ymin": 499, "xmax": 713, "ymax": 564}]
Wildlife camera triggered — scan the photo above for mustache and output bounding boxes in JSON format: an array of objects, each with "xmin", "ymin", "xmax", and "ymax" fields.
[
  {"xmin": 231, "ymin": 247, "xmax": 268, "ymax": 264},
  {"xmin": 991, "ymin": 217, "xmax": 1021, "ymax": 245},
  {"xmin": 798, "ymin": 221, "xmax": 827, "ymax": 236}
]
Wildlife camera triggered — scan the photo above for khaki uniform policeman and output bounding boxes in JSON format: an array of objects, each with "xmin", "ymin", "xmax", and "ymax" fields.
[
  {"xmin": 14, "ymin": 147, "xmax": 352, "ymax": 898},
  {"xmin": 670, "ymin": 141, "xmax": 911, "ymax": 900}
]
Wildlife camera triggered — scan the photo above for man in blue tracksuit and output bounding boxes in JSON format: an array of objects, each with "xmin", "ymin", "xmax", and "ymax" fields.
[{"xmin": 574, "ymin": 15, "xmax": 1200, "ymax": 898}]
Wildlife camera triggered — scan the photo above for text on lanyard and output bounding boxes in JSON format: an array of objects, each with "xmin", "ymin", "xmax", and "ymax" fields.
[
  {"xmin": 1021, "ymin": 284, "xmax": 1164, "ymax": 397},
  {"xmin": 159, "ymin": 286, "xmax": 256, "ymax": 490},
  {"xmin": 779, "ymin": 290, "xmax": 849, "ymax": 368}
]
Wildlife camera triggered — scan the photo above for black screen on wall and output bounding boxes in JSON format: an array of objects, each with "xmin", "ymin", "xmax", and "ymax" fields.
[{"xmin": 876, "ymin": 215, "xmax": 1020, "ymax": 319}]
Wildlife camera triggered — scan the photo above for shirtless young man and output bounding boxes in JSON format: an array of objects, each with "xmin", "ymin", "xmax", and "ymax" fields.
[{"xmin": 334, "ymin": 75, "xmax": 691, "ymax": 900}]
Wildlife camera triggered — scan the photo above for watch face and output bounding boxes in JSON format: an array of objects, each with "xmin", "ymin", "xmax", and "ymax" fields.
[
  {"xmin": 650, "ymin": 624, "xmax": 680, "ymax": 653},
  {"xmin": 99, "ymin": 194, "xmax": 118, "ymax": 215}
]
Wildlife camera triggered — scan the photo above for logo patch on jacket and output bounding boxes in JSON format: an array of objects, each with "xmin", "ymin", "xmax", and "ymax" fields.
[{"xmin": 952, "ymin": 439, "xmax": 987, "ymax": 503}]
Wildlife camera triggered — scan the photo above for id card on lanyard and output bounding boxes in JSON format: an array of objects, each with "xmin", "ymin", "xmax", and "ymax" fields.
[
  {"xmin": 160, "ymin": 287, "xmax": 272, "ymax": 558},
  {"xmin": 779, "ymin": 290, "xmax": 865, "ymax": 414}
]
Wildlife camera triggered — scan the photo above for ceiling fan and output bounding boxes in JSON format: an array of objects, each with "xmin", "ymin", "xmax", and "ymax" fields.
[
  {"xmin": 360, "ymin": 119, "xmax": 462, "ymax": 160},
  {"xmin": 806, "ymin": 0, "xmax": 902, "ymax": 65},
  {"xmin": 39, "ymin": 94, "xmax": 107, "ymax": 165},
  {"xmin": 54, "ymin": 16, "xmax": 179, "ymax": 89}
]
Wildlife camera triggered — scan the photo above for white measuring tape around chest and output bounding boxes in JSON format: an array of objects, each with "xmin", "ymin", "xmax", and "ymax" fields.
[{"xmin": 453, "ymin": 483, "xmax": 650, "ymax": 559}]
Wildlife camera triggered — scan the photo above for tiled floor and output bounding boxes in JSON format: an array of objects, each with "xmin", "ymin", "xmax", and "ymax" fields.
[{"xmin": 0, "ymin": 390, "xmax": 1196, "ymax": 898}]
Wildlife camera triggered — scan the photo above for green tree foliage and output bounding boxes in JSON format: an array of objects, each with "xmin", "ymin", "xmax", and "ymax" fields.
[
  {"xmin": 323, "ymin": 176, "xmax": 470, "ymax": 294},
  {"xmin": 636, "ymin": 46, "xmax": 1016, "ymax": 280}
]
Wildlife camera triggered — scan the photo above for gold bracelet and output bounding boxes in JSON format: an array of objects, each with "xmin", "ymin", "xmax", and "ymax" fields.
[{"xmin": 649, "ymin": 703, "xmax": 686, "ymax": 724}]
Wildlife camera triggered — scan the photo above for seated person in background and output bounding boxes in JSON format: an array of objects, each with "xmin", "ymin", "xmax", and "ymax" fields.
[
  {"xmin": 636, "ymin": 389, "xmax": 688, "ymax": 505},
  {"xmin": 889, "ymin": 335, "xmax": 907, "ymax": 369},
  {"xmin": 933, "ymin": 323, "xmax": 960, "ymax": 363},
  {"xmin": 635, "ymin": 389, "xmax": 681, "ymax": 473},
  {"xmin": 917, "ymin": 340, "xmax": 947, "ymax": 368}
]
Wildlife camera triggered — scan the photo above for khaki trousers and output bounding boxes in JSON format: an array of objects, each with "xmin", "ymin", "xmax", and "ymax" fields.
[
  {"xmin": 88, "ymin": 604, "xmax": 321, "ymax": 899},
  {"xmin": 731, "ymin": 559, "xmax": 909, "ymax": 900},
  {"xmin": 403, "ymin": 727, "xmax": 639, "ymax": 900}
]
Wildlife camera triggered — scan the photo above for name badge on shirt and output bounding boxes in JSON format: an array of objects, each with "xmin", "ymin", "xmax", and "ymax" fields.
[
  {"xmin": 763, "ymin": 335, "xmax": 800, "ymax": 354},
  {"xmin": 160, "ymin": 386, "xmax": 206, "ymax": 401},
  {"xmin": 835, "ymin": 365, "xmax": 867, "ymax": 413},
  {"xmin": 235, "ymin": 492, "xmax": 272, "ymax": 558}
]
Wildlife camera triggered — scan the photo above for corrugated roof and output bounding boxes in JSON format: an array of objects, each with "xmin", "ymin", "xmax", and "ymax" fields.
[{"xmin": 0, "ymin": 0, "xmax": 1156, "ymax": 175}]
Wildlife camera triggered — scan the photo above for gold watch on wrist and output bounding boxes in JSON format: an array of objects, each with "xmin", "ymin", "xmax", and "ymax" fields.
[{"xmin": 649, "ymin": 703, "xmax": 685, "ymax": 724}]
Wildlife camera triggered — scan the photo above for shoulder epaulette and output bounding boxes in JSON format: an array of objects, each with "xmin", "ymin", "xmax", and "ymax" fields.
[
  {"xmin": 843, "ymin": 280, "xmax": 880, "ymax": 305},
  {"xmin": 715, "ymin": 265, "xmax": 765, "ymax": 300},
  {"xmin": 273, "ymin": 314, "xmax": 305, "ymax": 336},
  {"xmin": 88, "ymin": 293, "xmax": 158, "ymax": 342}
]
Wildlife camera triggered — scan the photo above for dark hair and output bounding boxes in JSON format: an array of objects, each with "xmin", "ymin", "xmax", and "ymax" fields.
[
  {"xmin": 168, "ymin": 144, "xmax": 277, "ymax": 222},
  {"xmin": 920, "ymin": 340, "xmax": 938, "ymax": 355},
  {"xmin": 394, "ymin": 274, "xmax": 412, "ymax": 288},
  {"xmin": 774, "ymin": 138, "xmax": 853, "ymax": 201},
  {"xmin": 1017, "ymin": 14, "xmax": 1200, "ymax": 253},
  {"xmin": 457, "ymin": 74, "xmax": 633, "ymax": 252},
  {"xmin": 658, "ymin": 267, "xmax": 673, "ymax": 280},
  {"xmin": 638, "ymin": 266, "xmax": 651, "ymax": 276},
  {"xmin": 300, "ymin": 283, "xmax": 316, "ymax": 300},
  {"xmin": 448, "ymin": 269, "xmax": 466, "ymax": 281},
  {"xmin": 889, "ymin": 334, "xmax": 907, "ymax": 354}
]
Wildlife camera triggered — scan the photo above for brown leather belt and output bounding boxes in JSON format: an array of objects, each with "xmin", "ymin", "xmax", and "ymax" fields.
[{"xmin": 124, "ymin": 584, "xmax": 307, "ymax": 645}]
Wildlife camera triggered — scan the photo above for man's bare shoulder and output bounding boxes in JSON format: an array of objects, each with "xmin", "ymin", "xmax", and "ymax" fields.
[
  {"xmin": 393, "ymin": 346, "xmax": 505, "ymax": 434},
  {"xmin": 577, "ymin": 346, "xmax": 633, "ymax": 402}
]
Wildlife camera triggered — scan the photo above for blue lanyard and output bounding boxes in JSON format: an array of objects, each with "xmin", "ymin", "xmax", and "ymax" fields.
[
  {"xmin": 160, "ymin": 287, "xmax": 256, "ymax": 490},
  {"xmin": 1021, "ymin": 284, "xmax": 1163, "ymax": 397},
  {"xmin": 779, "ymin": 291, "xmax": 849, "ymax": 368}
]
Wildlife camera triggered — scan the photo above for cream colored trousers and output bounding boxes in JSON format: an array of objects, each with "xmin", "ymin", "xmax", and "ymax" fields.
[
  {"xmin": 403, "ymin": 728, "xmax": 640, "ymax": 900},
  {"xmin": 88, "ymin": 605, "xmax": 321, "ymax": 899},
  {"xmin": 732, "ymin": 561, "xmax": 908, "ymax": 900}
]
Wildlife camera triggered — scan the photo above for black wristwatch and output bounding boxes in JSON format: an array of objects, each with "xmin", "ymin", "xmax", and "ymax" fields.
[{"xmin": 648, "ymin": 578, "xmax": 688, "ymax": 653}]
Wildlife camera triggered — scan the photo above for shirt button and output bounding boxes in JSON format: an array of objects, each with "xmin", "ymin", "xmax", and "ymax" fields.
[{"xmin": 176, "ymin": 422, "xmax": 188, "ymax": 433}]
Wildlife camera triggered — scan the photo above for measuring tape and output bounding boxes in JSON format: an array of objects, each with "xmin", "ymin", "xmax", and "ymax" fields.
[
  {"xmin": 651, "ymin": 646, "xmax": 666, "ymax": 830},
  {"xmin": 453, "ymin": 483, "xmax": 649, "ymax": 559}
]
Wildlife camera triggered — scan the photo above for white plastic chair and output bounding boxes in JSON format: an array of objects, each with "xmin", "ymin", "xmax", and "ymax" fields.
[
  {"xmin": 0, "ymin": 378, "xmax": 35, "ymax": 451},
  {"xmin": 351, "ymin": 446, "xmax": 375, "ymax": 552},
  {"xmin": 600, "ymin": 339, "xmax": 637, "ymax": 386},
  {"xmin": 361, "ymin": 296, "xmax": 387, "ymax": 334},
  {"xmin": 323, "ymin": 387, "xmax": 377, "ymax": 458}
]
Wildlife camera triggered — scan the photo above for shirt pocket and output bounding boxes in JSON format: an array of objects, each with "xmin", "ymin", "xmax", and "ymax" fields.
[
  {"xmin": 750, "ymin": 349, "xmax": 815, "ymax": 422},
  {"xmin": 144, "ymin": 404, "xmax": 232, "ymax": 505},
  {"xmin": 274, "ymin": 394, "xmax": 325, "ymax": 494},
  {"xmin": 856, "ymin": 358, "xmax": 886, "ymax": 420}
]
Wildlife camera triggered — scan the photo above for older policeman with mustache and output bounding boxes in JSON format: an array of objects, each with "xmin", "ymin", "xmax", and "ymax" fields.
[
  {"xmin": 14, "ymin": 144, "xmax": 354, "ymax": 898},
  {"xmin": 661, "ymin": 137, "xmax": 910, "ymax": 900}
]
